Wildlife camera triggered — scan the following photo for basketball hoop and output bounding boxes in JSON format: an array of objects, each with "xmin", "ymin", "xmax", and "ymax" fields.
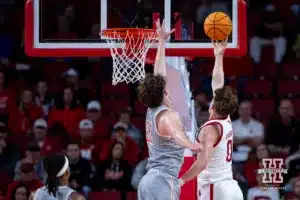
[{"xmin": 100, "ymin": 28, "xmax": 157, "ymax": 85}]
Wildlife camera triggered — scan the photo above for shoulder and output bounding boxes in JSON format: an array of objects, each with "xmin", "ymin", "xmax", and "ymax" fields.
[
  {"xmin": 250, "ymin": 118, "xmax": 263, "ymax": 127},
  {"xmin": 29, "ymin": 187, "xmax": 44, "ymax": 200},
  {"xmin": 200, "ymin": 125, "xmax": 219, "ymax": 143},
  {"xmin": 159, "ymin": 109, "xmax": 177, "ymax": 117},
  {"xmin": 247, "ymin": 187, "xmax": 257, "ymax": 195},
  {"xmin": 231, "ymin": 119, "xmax": 240, "ymax": 126},
  {"xmin": 70, "ymin": 192, "xmax": 86, "ymax": 200},
  {"xmin": 157, "ymin": 109, "xmax": 181, "ymax": 125},
  {"xmin": 201, "ymin": 124, "xmax": 219, "ymax": 137}
]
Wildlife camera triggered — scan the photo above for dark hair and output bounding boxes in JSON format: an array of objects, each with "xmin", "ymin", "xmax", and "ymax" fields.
[
  {"xmin": 11, "ymin": 183, "xmax": 30, "ymax": 200},
  {"xmin": 213, "ymin": 86, "xmax": 238, "ymax": 116},
  {"xmin": 17, "ymin": 88, "xmax": 34, "ymax": 108},
  {"xmin": 43, "ymin": 155, "xmax": 67, "ymax": 197},
  {"xmin": 137, "ymin": 74, "xmax": 167, "ymax": 108},
  {"xmin": 66, "ymin": 140, "xmax": 80, "ymax": 149},
  {"xmin": 54, "ymin": 87, "xmax": 77, "ymax": 110}
]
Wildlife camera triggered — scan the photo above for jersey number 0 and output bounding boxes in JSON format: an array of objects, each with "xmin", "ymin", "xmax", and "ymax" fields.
[{"xmin": 226, "ymin": 139, "xmax": 233, "ymax": 162}]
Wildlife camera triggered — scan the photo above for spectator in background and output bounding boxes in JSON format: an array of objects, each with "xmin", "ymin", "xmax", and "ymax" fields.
[
  {"xmin": 87, "ymin": 25, "xmax": 102, "ymax": 63},
  {"xmin": 0, "ymin": 122, "xmax": 19, "ymax": 177},
  {"xmin": 86, "ymin": 101, "xmax": 110, "ymax": 141},
  {"xmin": 292, "ymin": 179, "xmax": 300, "ymax": 200},
  {"xmin": 265, "ymin": 99, "xmax": 300, "ymax": 156},
  {"xmin": 50, "ymin": 16, "xmax": 77, "ymax": 40},
  {"xmin": 14, "ymin": 142, "xmax": 44, "ymax": 182},
  {"xmin": 64, "ymin": 68, "xmax": 90, "ymax": 107},
  {"xmin": 78, "ymin": 119, "xmax": 103, "ymax": 162},
  {"xmin": 232, "ymin": 101, "xmax": 264, "ymax": 163},
  {"xmin": 9, "ymin": 89, "xmax": 43, "ymax": 145},
  {"xmin": 292, "ymin": 33, "xmax": 300, "ymax": 59},
  {"xmin": 48, "ymin": 87, "xmax": 85, "ymax": 138},
  {"xmin": 40, "ymin": 122, "xmax": 68, "ymax": 157},
  {"xmin": 92, "ymin": 142, "xmax": 132, "ymax": 191},
  {"xmin": 10, "ymin": 183, "xmax": 30, "ymax": 200},
  {"xmin": 113, "ymin": 110, "xmax": 142, "ymax": 149},
  {"xmin": 131, "ymin": 158, "xmax": 148, "ymax": 190},
  {"xmin": 35, "ymin": 80, "xmax": 54, "ymax": 119},
  {"xmin": 6, "ymin": 163, "xmax": 43, "ymax": 200},
  {"xmin": 194, "ymin": 92, "xmax": 209, "ymax": 126},
  {"xmin": 29, "ymin": 119, "xmax": 47, "ymax": 149},
  {"xmin": 101, "ymin": 123, "xmax": 139, "ymax": 165},
  {"xmin": 250, "ymin": 4, "xmax": 287, "ymax": 64},
  {"xmin": 66, "ymin": 142, "xmax": 92, "ymax": 197},
  {"xmin": 0, "ymin": 70, "xmax": 14, "ymax": 123},
  {"xmin": 247, "ymin": 172, "xmax": 280, "ymax": 200},
  {"xmin": 244, "ymin": 144, "xmax": 270, "ymax": 187},
  {"xmin": 285, "ymin": 149, "xmax": 300, "ymax": 183}
]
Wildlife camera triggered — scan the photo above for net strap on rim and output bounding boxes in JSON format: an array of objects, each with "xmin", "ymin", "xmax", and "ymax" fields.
[{"xmin": 101, "ymin": 29, "xmax": 157, "ymax": 85}]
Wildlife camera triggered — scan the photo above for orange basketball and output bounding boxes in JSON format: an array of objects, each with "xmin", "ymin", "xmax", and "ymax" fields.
[{"xmin": 204, "ymin": 12, "xmax": 232, "ymax": 41}]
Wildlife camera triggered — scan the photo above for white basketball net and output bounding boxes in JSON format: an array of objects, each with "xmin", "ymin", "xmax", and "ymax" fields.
[{"xmin": 101, "ymin": 29, "xmax": 157, "ymax": 85}]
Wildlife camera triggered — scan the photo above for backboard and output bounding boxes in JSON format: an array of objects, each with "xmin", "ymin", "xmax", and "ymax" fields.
[{"xmin": 25, "ymin": 0, "xmax": 247, "ymax": 57}]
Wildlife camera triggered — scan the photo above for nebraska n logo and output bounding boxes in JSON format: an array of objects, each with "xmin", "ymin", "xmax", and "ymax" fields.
[{"xmin": 257, "ymin": 158, "xmax": 288, "ymax": 184}]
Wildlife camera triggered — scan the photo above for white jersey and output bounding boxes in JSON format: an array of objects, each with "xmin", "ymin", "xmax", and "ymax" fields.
[
  {"xmin": 33, "ymin": 186, "xmax": 75, "ymax": 200},
  {"xmin": 247, "ymin": 187, "xmax": 280, "ymax": 200},
  {"xmin": 197, "ymin": 116, "xmax": 233, "ymax": 186}
]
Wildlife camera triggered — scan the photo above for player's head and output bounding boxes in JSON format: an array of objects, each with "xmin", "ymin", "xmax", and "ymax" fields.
[
  {"xmin": 43, "ymin": 155, "xmax": 70, "ymax": 197},
  {"xmin": 138, "ymin": 73, "xmax": 170, "ymax": 108},
  {"xmin": 210, "ymin": 86, "xmax": 238, "ymax": 117}
]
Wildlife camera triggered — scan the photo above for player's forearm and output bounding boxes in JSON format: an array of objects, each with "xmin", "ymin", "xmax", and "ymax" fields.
[
  {"xmin": 181, "ymin": 158, "xmax": 207, "ymax": 184},
  {"xmin": 172, "ymin": 131, "xmax": 195, "ymax": 149},
  {"xmin": 211, "ymin": 54, "xmax": 224, "ymax": 93},
  {"xmin": 154, "ymin": 40, "xmax": 167, "ymax": 76}
]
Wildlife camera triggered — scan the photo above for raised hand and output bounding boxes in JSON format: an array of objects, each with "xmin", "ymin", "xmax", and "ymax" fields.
[
  {"xmin": 155, "ymin": 19, "xmax": 175, "ymax": 42},
  {"xmin": 212, "ymin": 38, "xmax": 228, "ymax": 56}
]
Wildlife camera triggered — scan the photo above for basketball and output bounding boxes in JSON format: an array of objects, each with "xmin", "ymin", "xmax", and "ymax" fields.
[{"xmin": 204, "ymin": 12, "xmax": 232, "ymax": 41}]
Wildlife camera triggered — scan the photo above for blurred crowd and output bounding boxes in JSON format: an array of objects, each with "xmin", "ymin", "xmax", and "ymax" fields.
[{"xmin": 0, "ymin": 0, "xmax": 300, "ymax": 200}]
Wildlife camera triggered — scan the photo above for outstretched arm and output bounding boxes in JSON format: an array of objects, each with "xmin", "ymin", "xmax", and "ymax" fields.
[
  {"xmin": 154, "ymin": 35, "xmax": 166, "ymax": 76},
  {"xmin": 179, "ymin": 125, "xmax": 219, "ymax": 185},
  {"xmin": 211, "ymin": 40, "xmax": 227, "ymax": 94},
  {"xmin": 158, "ymin": 110, "xmax": 201, "ymax": 152},
  {"xmin": 154, "ymin": 20, "xmax": 175, "ymax": 77}
]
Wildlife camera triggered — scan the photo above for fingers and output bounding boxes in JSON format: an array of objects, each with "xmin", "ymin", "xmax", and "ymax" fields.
[
  {"xmin": 222, "ymin": 37, "xmax": 228, "ymax": 47},
  {"xmin": 212, "ymin": 38, "xmax": 228, "ymax": 48},
  {"xmin": 155, "ymin": 20, "xmax": 161, "ymax": 29},
  {"xmin": 163, "ymin": 29, "xmax": 175, "ymax": 40},
  {"xmin": 169, "ymin": 28, "xmax": 176, "ymax": 34},
  {"xmin": 212, "ymin": 40, "xmax": 217, "ymax": 48},
  {"xmin": 224, "ymin": 37, "xmax": 228, "ymax": 44},
  {"xmin": 161, "ymin": 19, "xmax": 165, "ymax": 29}
]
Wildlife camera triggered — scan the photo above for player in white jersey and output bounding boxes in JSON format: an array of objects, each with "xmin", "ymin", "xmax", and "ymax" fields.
[
  {"xmin": 30, "ymin": 155, "xmax": 85, "ymax": 200},
  {"xmin": 179, "ymin": 39, "xmax": 243, "ymax": 200}
]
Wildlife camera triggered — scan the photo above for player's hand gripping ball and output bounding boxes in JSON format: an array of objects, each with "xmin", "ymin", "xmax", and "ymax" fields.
[{"xmin": 204, "ymin": 12, "xmax": 232, "ymax": 41}]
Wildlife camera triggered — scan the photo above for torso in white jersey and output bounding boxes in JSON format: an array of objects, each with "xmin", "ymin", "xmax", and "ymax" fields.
[{"xmin": 197, "ymin": 116, "xmax": 233, "ymax": 186}]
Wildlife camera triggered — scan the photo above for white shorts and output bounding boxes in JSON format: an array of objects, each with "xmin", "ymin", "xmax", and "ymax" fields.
[{"xmin": 199, "ymin": 180, "xmax": 243, "ymax": 200}]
